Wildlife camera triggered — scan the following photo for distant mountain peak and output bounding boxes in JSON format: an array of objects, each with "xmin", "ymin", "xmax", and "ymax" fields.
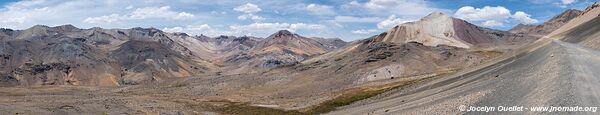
[
  {"xmin": 275, "ymin": 29, "xmax": 292, "ymax": 34},
  {"xmin": 263, "ymin": 30, "xmax": 301, "ymax": 43},
  {"xmin": 565, "ymin": 8, "xmax": 582, "ymax": 12},
  {"xmin": 55, "ymin": 24, "xmax": 76, "ymax": 28},
  {"xmin": 90, "ymin": 27, "xmax": 103, "ymax": 30},
  {"xmin": 215, "ymin": 35, "xmax": 237, "ymax": 39},
  {"xmin": 271, "ymin": 30, "xmax": 295, "ymax": 37},
  {"xmin": 23, "ymin": 24, "xmax": 80, "ymax": 32},
  {"xmin": 546, "ymin": 9, "xmax": 582, "ymax": 25},
  {"xmin": 582, "ymin": 2, "xmax": 600, "ymax": 14},
  {"xmin": 131, "ymin": 27, "xmax": 163, "ymax": 34},
  {"xmin": 53, "ymin": 24, "xmax": 79, "ymax": 31},
  {"xmin": 509, "ymin": 8, "xmax": 582, "ymax": 37},
  {"xmin": 370, "ymin": 11, "xmax": 506, "ymax": 48},
  {"xmin": 171, "ymin": 32, "xmax": 189, "ymax": 37},
  {"xmin": 421, "ymin": 12, "xmax": 452, "ymax": 21},
  {"xmin": 28, "ymin": 25, "xmax": 50, "ymax": 30},
  {"xmin": 549, "ymin": 9, "xmax": 580, "ymax": 20},
  {"xmin": 424, "ymin": 12, "xmax": 447, "ymax": 18},
  {"xmin": 0, "ymin": 28, "xmax": 13, "ymax": 31}
]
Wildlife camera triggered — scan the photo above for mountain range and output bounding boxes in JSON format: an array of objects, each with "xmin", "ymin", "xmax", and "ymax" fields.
[
  {"xmin": 0, "ymin": 2, "xmax": 598, "ymax": 114},
  {"xmin": 0, "ymin": 25, "xmax": 348, "ymax": 86}
]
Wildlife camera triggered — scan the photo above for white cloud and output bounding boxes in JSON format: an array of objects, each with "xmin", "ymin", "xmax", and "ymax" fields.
[
  {"xmin": 125, "ymin": 5, "xmax": 134, "ymax": 9},
  {"xmin": 350, "ymin": 1, "xmax": 361, "ymax": 6},
  {"xmin": 352, "ymin": 29, "xmax": 378, "ymax": 34},
  {"xmin": 0, "ymin": 1, "xmax": 343, "ymax": 39},
  {"xmin": 553, "ymin": 0, "xmax": 577, "ymax": 8},
  {"xmin": 364, "ymin": 0, "xmax": 398, "ymax": 9},
  {"xmin": 230, "ymin": 23, "xmax": 288, "ymax": 36},
  {"xmin": 230, "ymin": 22, "xmax": 325, "ymax": 32},
  {"xmin": 83, "ymin": 14, "xmax": 124, "ymax": 23},
  {"xmin": 482, "ymin": 20, "xmax": 504, "ymax": 27},
  {"xmin": 163, "ymin": 23, "xmax": 329, "ymax": 37},
  {"xmin": 175, "ymin": 12, "xmax": 195, "ymax": 20},
  {"xmin": 229, "ymin": 22, "xmax": 325, "ymax": 36},
  {"xmin": 129, "ymin": 6, "xmax": 194, "ymax": 20},
  {"xmin": 512, "ymin": 11, "xmax": 539, "ymax": 24},
  {"xmin": 233, "ymin": 3, "xmax": 265, "ymax": 21},
  {"xmin": 1, "ymin": 17, "xmax": 25, "ymax": 24},
  {"xmin": 561, "ymin": 0, "xmax": 576, "ymax": 4},
  {"xmin": 359, "ymin": 0, "xmax": 447, "ymax": 17},
  {"xmin": 377, "ymin": 15, "xmax": 410, "ymax": 29},
  {"xmin": 162, "ymin": 24, "xmax": 226, "ymax": 37},
  {"xmin": 0, "ymin": 0, "xmax": 128, "ymax": 28},
  {"xmin": 237, "ymin": 14, "xmax": 265, "ymax": 21},
  {"xmin": 334, "ymin": 16, "xmax": 382, "ymax": 23},
  {"xmin": 234, "ymin": 3, "xmax": 261, "ymax": 14},
  {"xmin": 289, "ymin": 23, "xmax": 327, "ymax": 31},
  {"xmin": 341, "ymin": 0, "xmax": 362, "ymax": 9},
  {"xmin": 84, "ymin": 6, "xmax": 195, "ymax": 24},
  {"xmin": 454, "ymin": 6, "xmax": 538, "ymax": 27},
  {"xmin": 306, "ymin": 4, "xmax": 335, "ymax": 15},
  {"xmin": 3, "ymin": 0, "xmax": 47, "ymax": 11},
  {"xmin": 530, "ymin": 0, "xmax": 577, "ymax": 7},
  {"xmin": 454, "ymin": 6, "xmax": 512, "ymax": 22},
  {"xmin": 0, "ymin": 0, "xmax": 242, "ymax": 34}
]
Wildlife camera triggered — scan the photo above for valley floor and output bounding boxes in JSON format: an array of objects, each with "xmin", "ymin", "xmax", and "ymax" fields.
[{"xmin": 0, "ymin": 71, "xmax": 439, "ymax": 115}]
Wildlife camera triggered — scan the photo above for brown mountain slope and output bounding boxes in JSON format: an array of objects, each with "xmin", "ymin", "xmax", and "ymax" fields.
[
  {"xmin": 309, "ymin": 37, "xmax": 348, "ymax": 51},
  {"xmin": 290, "ymin": 12, "xmax": 540, "ymax": 88},
  {"xmin": 372, "ymin": 12, "xmax": 506, "ymax": 49},
  {"xmin": 0, "ymin": 25, "xmax": 347, "ymax": 86},
  {"xmin": 166, "ymin": 34, "xmax": 261, "ymax": 61},
  {"xmin": 110, "ymin": 40, "xmax": 209, "ymax": 85},
  {"xmin": 509, "ymin": 9, "xmax": 582, "ymax": 37},
  {"xmin": 0, "ymin": 25, "xmax": 216, "ymax": 86},
  {"xmin": 557, "ymin": 2, "xmax": 600, "ymax": 49},
  {"xmin": 254, "ymin": 30, "xmax": 330, "ymax": 56},
  {"xmin": 0, "ymin": 39, "xmax": 121, "ymax": 86},
  {"xmin": 219, "ymin": 30, "xmax": 342, "ymax": 74},
  {"xmin": 546, "ymin": 2, "xmax": 600, "ymax": 38}
]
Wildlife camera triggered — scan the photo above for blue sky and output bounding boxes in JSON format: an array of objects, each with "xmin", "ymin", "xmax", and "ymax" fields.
[{"xmin": 0, "ymin": 0, "xmax": 596, "ymax": 41}]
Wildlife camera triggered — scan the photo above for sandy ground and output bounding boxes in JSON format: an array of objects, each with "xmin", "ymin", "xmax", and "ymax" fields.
[{"xmin": 0, "ymin": 86, "xmax": 201, "ymax": 114}]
